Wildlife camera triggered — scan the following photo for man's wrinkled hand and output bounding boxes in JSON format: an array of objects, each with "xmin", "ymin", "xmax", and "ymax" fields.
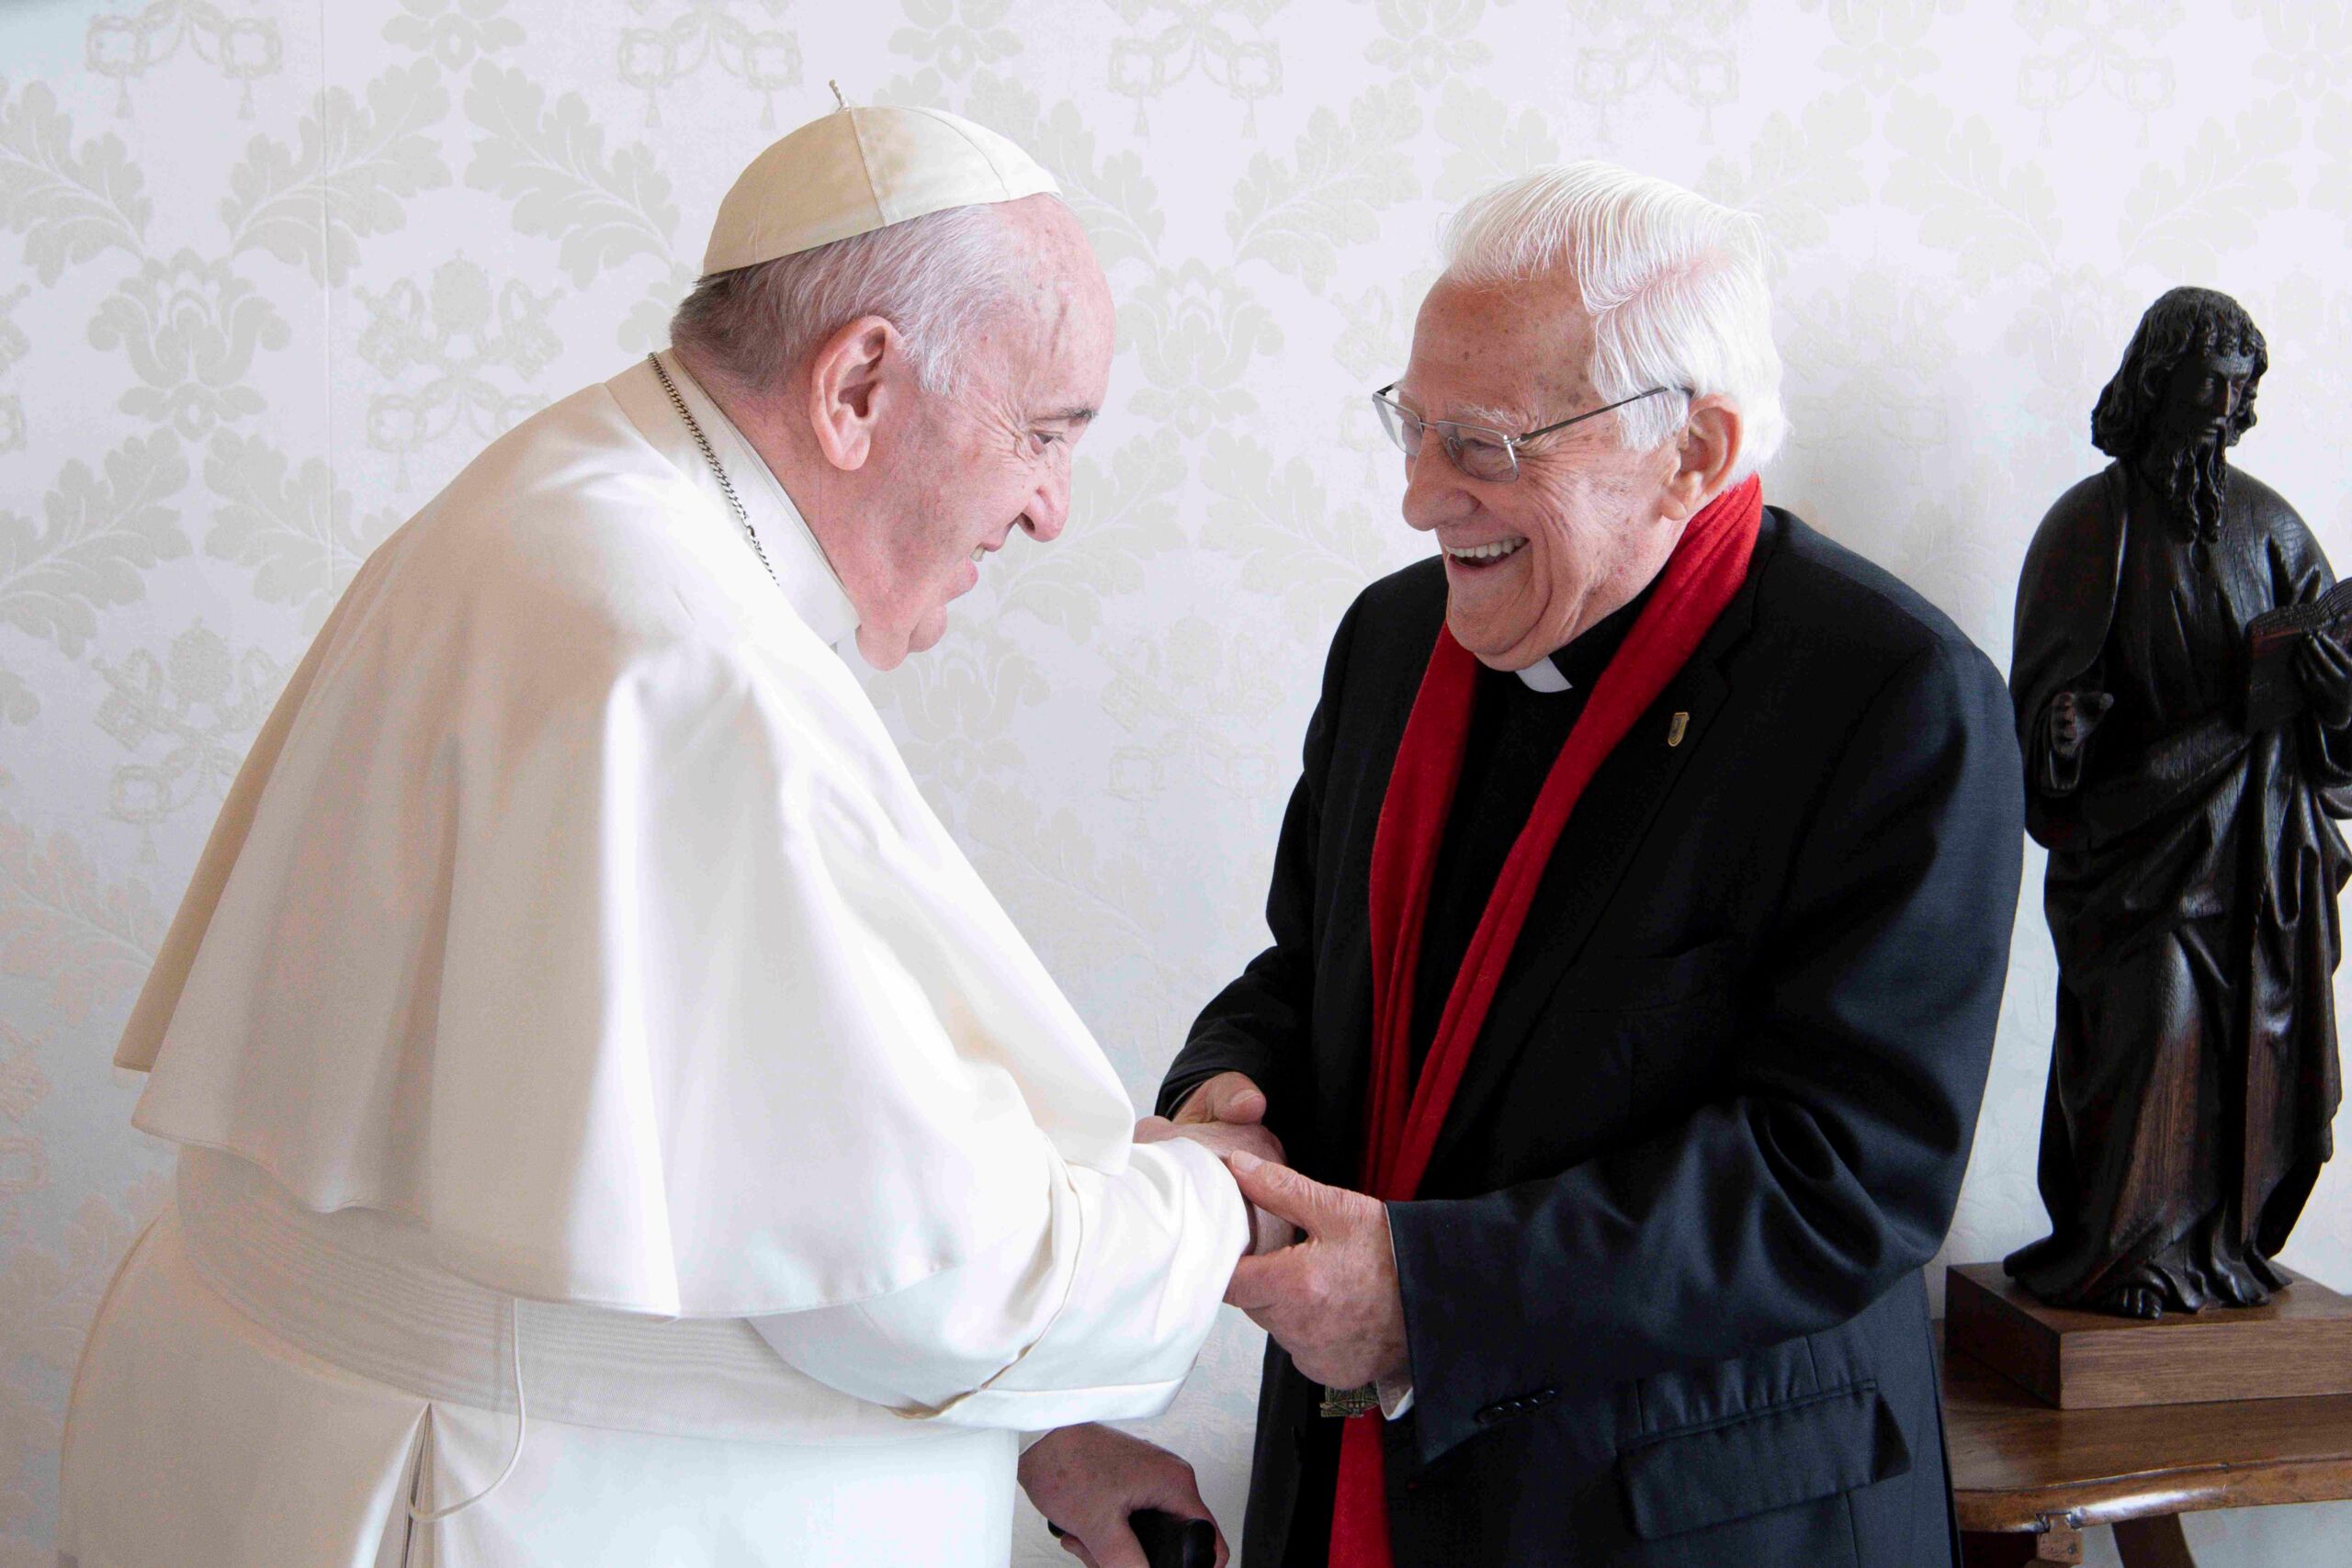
[
  {"xmin": 1017, "ymin": 1424, "xmax": 1228, "ymax": 1568},
  {"xmin": 1222, "ymin": 1153, "xmax": 1408, "ymax": 1392},
  {"xmin": 1174, "ymin": 1071, "xmax": 1268, "ymax": 1129},
  {"xmin": 1166, "ymin": 1073, "xmax": 1284, "ymax": 1167},
  {"xmin": 1135, "ymin": 1114, "xmax": 1284, "ymax": 1168}
]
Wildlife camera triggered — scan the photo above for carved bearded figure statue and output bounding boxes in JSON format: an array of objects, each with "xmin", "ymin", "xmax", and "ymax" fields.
[{"xmin": 2007, "ymin": 288, "xmax": 2352, "ymax": 1320}]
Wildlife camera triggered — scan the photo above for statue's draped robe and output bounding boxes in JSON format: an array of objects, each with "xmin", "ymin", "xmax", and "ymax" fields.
[{"xmin": 2007, "ymin": 462, "xmax": 2352, "ymax": 1310}]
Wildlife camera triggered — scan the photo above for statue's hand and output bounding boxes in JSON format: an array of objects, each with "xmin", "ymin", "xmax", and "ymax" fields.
[
  {"xmin": 2050, "ymin": 689, "xmax": 2114, "ymax": 760},
  {"xmin": 2296, "ymin": 631, "xmax": 2352, "ymax": 730}
]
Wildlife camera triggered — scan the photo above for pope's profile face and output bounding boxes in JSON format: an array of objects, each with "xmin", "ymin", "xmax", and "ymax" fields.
[
  {"xmin": 1396, "ymin": 274, "xmax": 1688, "ymax": 672},
  {"xmin": 850, "ymin": 197, "xmax": 1114, "ymax": 667}
]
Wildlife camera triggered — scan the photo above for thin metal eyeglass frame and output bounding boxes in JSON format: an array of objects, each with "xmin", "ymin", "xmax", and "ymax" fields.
[{"xmin": 1370, "ymin": 382, "xmax": 1690, "ymax": 482}]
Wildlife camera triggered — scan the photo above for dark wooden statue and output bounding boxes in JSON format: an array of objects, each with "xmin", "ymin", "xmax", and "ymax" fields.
[{"xmin": 2006, "ymin": 287, "xmax": 2352, "ymax": 1319}]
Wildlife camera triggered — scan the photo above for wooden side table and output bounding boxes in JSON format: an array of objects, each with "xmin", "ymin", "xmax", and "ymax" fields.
[{"xmin": 1941, "ymin": 1326, "xmax": 2352, "ymax": 1565}]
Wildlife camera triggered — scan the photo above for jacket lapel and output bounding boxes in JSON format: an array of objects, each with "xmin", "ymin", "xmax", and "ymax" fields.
[{"xmin": 1419, "ymin": 515, "xmax": 1776, "ymax": 1178}]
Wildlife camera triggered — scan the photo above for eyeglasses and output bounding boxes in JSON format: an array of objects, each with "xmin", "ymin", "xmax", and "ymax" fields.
[{"xmin": 1370, "ymin": 383, "xmax": 1689, "ymax": 483}]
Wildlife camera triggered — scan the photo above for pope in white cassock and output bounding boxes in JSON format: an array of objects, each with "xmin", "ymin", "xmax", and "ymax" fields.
[{"xmin": 57, "ymin": 103, "xmax": 1276, "ymax": 1568}]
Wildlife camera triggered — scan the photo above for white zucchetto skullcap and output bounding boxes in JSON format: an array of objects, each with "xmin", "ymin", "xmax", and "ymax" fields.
[{"xmin": 701, "ymin": 99, "xmax": 1059, "ymax": 276}]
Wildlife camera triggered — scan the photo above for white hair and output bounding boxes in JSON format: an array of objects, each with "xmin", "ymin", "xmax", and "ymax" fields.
[
  {"xmin": 1440, "ymin": 162, "xmax": 1786, "ymax": 474},
  {"xmin": 669, "ymin": 200, "xmax": 1027, "ymax": 396}
]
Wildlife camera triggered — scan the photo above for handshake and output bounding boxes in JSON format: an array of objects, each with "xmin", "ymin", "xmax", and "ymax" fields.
[{"xmin": 1018, "ymin": 1073, "xmax": 1410, "ymax": 1568}]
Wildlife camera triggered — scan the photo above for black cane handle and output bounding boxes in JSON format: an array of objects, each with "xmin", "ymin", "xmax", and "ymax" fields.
[{"xmin": 1045, "ymin": 1507, "xmax": 1217, "ymax": 1568}]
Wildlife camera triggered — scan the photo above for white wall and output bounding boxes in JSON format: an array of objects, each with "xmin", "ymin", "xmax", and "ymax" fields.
[{"xmin": 2, "ymin": 1, "xmax": 2347, "ymax": 1563}]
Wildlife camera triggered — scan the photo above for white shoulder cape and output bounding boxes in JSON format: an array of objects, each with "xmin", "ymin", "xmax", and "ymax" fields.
[{"xmin": 117, "ymin": 358, "xmax": 1145, "ymax": 1319}]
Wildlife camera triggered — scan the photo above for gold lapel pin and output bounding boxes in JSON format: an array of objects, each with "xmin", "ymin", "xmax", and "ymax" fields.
[{"xmin": 1667, "ymin": 711, "xmax": 1690, "ymax": 748}]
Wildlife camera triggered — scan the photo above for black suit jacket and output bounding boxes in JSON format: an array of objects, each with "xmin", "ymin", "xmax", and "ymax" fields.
[{"xmin": 1159, "ymin": 510, "xmax": 2025, "ymax": 1567}]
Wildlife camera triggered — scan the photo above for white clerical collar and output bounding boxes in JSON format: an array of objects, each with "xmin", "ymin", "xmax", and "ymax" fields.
[
  {"xmin": 617, "ymin": 352, "xmax": 862, "ymax": 653},
  {"xmin": 1515, "ymin": 657, "xmax": 1572, "ymax": 694}
]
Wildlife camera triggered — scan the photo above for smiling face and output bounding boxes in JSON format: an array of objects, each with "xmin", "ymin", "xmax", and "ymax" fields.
[
  {"xmin": 825, "ymin": 198, "xmax": 1114, "ymax": 668},
  {"xmin": 722, "ymin": 197, "xmax": 1114, "ymax": 671},
  {"xmin": 1396, "ymin": 273, "xmax": 1691, "ymax": 671}
]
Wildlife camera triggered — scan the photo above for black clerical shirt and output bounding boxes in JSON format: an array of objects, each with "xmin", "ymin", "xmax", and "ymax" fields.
[{"xmin": 1408, "ymin": 581, "xmax": 1657, "ymax": 1071}]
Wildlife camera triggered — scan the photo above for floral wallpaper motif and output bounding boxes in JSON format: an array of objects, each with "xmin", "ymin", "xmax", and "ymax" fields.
[{"xmin": 2, "ymin": 2, "xmax": 2348, "ymax": 1564}]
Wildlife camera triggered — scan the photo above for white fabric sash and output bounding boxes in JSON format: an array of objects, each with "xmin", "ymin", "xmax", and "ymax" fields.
[{"xmin": 173, "ymin": 1148, "xmax": 945, "ymax": 1447}]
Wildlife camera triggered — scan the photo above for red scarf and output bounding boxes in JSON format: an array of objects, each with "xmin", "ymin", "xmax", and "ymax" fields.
[{"xmin": 1329, "ymin": 474, "xmax": 1763, "ymax": 1568}]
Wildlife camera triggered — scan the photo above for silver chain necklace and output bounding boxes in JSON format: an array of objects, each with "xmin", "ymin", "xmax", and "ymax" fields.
[{"xmin": 646, "ymin": 352, "xmax": 781, "ymax": 592}]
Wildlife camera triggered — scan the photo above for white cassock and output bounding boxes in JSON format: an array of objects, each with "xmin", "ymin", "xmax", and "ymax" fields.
[{"xmin": 57, "ymin": 351, "xmax": 1248, "ymax": 1568}]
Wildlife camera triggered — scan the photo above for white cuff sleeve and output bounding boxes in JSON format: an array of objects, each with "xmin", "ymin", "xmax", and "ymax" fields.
[
  {"xmin": 1375, "ymin": 1206, "xmax": 1413, "ymax": 1419},
  {"xmin": 749, "ymin": 1139, "xmax": 1246, "ymax": 1432}
]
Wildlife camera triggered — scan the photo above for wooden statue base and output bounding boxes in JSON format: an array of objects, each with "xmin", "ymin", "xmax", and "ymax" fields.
[{"xmin": 1947, "ymin": 1261, "xmax": 2352, "ymax": 1410}]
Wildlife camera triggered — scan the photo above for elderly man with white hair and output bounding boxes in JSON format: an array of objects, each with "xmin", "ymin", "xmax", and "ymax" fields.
[
  {"xmin": 58, "ymin": 104, "xmax": 1271, "ymax": 1568},
  {"xmin": 1127, "ymin": 163, "xmax": 2028, "ymax": 1566}
]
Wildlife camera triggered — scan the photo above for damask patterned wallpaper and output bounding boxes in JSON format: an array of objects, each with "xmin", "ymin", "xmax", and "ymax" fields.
[{"xmin": 2, "ymin": 1, "xmax": 2348, "ymax": 1563}]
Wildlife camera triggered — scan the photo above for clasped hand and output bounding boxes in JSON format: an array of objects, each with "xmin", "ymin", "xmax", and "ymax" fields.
[
  {"xmin": 1134, "ymin": 1071, "xmax": 1289, "ymax": 1255},
  {"xmin": 1170, "ymin": 1074, "xmax": 1410, "ymax": 1393},
  {"xmin": 1026, "ymin": 1080, "xmax": 1409, "ymax": 1566}
]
